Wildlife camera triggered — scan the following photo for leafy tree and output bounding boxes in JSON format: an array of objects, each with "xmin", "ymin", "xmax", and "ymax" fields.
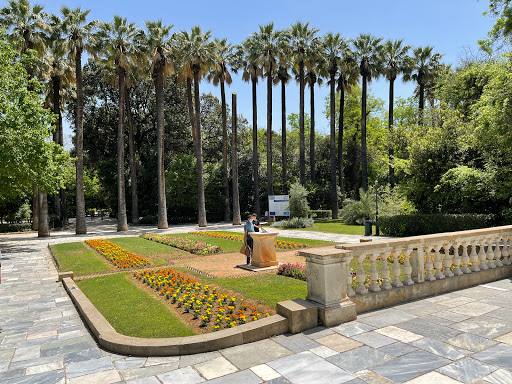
[
  {"xmin": 288, "ymin": 182, "xmax": 309, "ymax": 218},
  {"xmin": 0, "ymin": 31, "xmax": 69, "ymax": 203}
]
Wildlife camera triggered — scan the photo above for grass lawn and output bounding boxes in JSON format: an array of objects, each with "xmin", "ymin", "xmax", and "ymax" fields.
[
  {"xmin": 77, "ymin": 273, "xmax": 196, "ymax": 338},
  {"xmin": 287, "ymin": 219, "xmax": 368, "ymax": 235},
  {"xmin": 174, "ymin": 267, "xmax": 307, "ymax": 309},
  {"xmin": 51, "ymin": 242, "xmax": 112, "ymax": 275},
  {"xmin": 109, "ymin": 237, "xmax": 189, "ymax": 265},
  {"xmin": 172, "ymin": 231, "xmax": 334, "ymax": 252}
]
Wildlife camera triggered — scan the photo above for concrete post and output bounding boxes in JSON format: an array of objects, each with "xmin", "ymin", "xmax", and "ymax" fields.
[{"xmin": 298, "ymin": 248, "xmax": 357, "ymax": 327}]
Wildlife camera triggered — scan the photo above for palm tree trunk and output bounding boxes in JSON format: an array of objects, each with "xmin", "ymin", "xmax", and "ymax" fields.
[
  {"xmin": 117, "ymin": 67, "xmax": 128, "ymax": 232},
  {"xmin": 418, "ymin": 81, "xmax": 425, "ymax": 125},
  {"xmin": 361, "ymin": 75, "xmax": 368, "ymax": 192},
  {"xmin": 310, "ymin": 80, "xmax": 316, "ymax": 183},
  {"xmin": 75, "ymin": 51, "xmax": 87, "ymax": 234},
  {"xmin": 52, "ymin": 76, "xmax": 61, "ymax": 226},
  {"xmin": 156, "ymin": 68, "xmax": 168, "ymax": 229},
  {"xmin": 252, "ymin": 76, "xmax": 260, "ymax": 216},
  {"xmin": 125, "ymin": 85, "xmax": 139, "ymax": 225},
  {"xmin": 32, "ymin": 188, "xmax": 38, "ymax": 230},
  {"xmin": 338, "ymin": 80, "xmax": 345, "ymax": 198},
  {"xmin": 299, "ymin": 61, "xmax": 305, "ymax": 186},
  {"xmin": 37, "ymin": 191, "xmax": 50, "ymax": 238},
  {"xmin": 187, "ymin": 77, "xmax": 196, "ymax": 156},
  {"xmin": 329, "ymin": 73, "xmax": 338, "ymax": 219},
  {"xmin": 388, "ymin": 77, "xmax": 395, "ymax": 188},
  {"xmin": 267, "ymin": 68, "xmax": 273, "ymax": 198},
  {"xmin": 194, "ymin": 70, "xmax": 207, "ymax": 227},
  {"xmin": 232, "ymin": 92, "xmax": 241, "ymax": 225},
  {"xmin": 60, "ymin": 189, "xmax": 67, "ymax": 226},
  {"xmin": 221, "ymin": 80, "xmax": 230, "ymax": 222},
  {"xmin": 281, "ymin": 81, "xmax": 287, "ymax": 194}
]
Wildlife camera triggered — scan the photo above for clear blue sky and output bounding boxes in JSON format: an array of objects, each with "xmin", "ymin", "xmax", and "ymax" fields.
[{"xmin": 40, "ymin": 0, "xmax": 494, "ymax": 141}]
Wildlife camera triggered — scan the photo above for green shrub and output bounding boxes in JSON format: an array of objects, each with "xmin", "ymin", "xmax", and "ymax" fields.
[
  {"xmin": 380, "ymin": 214, "xmax": 497, "ymax": 237},
  {"xmin": 139, "ymin": 215, "xmax": 156, "ymax": 225},
  {"xmin": 0, "ymin": 222, "xmax": 32, "ymax": 233},
  {"xmin": 289, "ymin": 182, "xmax": 309, "ymax": 218},
  {"xmin": 340, "ymin": 188, "xmax": 374, "ymax": 225},
  {"xmin": 271, "ymin": 217, "xmax": 314, "ymax": 229},
  {"xmin": 308, "ymin": 210, "xmax": 332, "ymax": 219}
]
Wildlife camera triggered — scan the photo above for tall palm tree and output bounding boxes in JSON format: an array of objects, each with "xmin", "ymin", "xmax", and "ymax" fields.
[
  {"xmin": 44, "ymin": 17, "xmax": 74, "ymax": 226},
  {"xmin": 177, "ymin": 26, "xmax": 214, "ymax": 227},
  {"xmin": 404, "ymin": 46, "xmax": 442, "ymax": 125},
  {"xmin": 208, "ymin": 37, "xmax": 234, "ymax": 222},
  {"xmin": 323, "ymin": 32, "xmax": 349, "ymax": 219},
  {"xmin": 1, "ymin": 0, "xmax": 48, "ymax": 232},
  {"xmin": 252, "ymin": 23, "xmax": 282, "ymax": 199},
  {"xmin": 236, "ymin": 38, "xmax": 262, "ymax": 215},
  {"xmin": 59, "ymin": 6, "xmax": 97, "ymax": 234},
  {"xmin": 231, "ymin": 92, "xmax": 241, "ymax": 225},
  {"xmin": 140, "ymin": 20, "xmax": 173, "ymax": 229},
  {"xmin": 305, "ymin": 40, "xmax": 324, "ymax": 184},
  {"xmin": 352, "ymin": 34, "xmax": 384, "ymax": 191},
  {"xmin": 383, "ymin": 39, "xmax": 411, "ymax": 187},
  {"xmin": 275, "ymin": 60, "xmax": 291, "ymax": 193},
  {"xmin": 288, "ymin": 21, "xmax": 318, "ymax": 185},
  {"xmin": 95, "ymin": 16, "xmax": 139, "ymax": 232}
]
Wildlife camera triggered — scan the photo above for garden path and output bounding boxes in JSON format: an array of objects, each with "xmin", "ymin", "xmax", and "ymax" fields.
[{"xmin": 1, "ymin": 219, "xmax": 512, "ymax": 383}]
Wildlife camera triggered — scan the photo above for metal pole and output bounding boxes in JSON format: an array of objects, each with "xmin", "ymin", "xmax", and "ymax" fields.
[{"xmin": 375, "ymin": 180, "xmax": 379, "ymax": 236}]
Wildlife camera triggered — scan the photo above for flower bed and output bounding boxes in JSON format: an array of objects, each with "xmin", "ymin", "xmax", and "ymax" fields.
[
  {"xmin": 277, "ymin": 262, "xmax": 307, "ymax": 281},
  {"xmin": 85, "ymin": 239, "xmax": 150, "ymax": 269},
  {"xmin": 134, "ymin": 268, "xmax": 269, "ymax": 332},
  {"xmin": 188, "ymin": 231, "xmax": 308, "ymax": 249},
  {"xmin": 141, "ymin": 233, "xmax": 221, "ymax": 255}
]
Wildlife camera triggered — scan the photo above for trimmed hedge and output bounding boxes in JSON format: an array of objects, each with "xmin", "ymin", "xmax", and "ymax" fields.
[
  {"xmin": 139, "ymin": 215, "xmax": 156, "ymax": 225},
  {"xmin": 0, "ymin": 223, "xmax": 32, "ymax": 233},
  {"xmin": 308, "ymin": 210, "xmax": 332, "ymax": 219},
  {"xmin": 380, "ymin": 214, "xmax": 497, "ymax": 237}
]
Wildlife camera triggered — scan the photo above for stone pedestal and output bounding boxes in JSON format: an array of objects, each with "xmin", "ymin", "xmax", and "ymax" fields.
[
  {"xmin": 250, "ymin": 232, "xmax": 278, "ymax": 268},
  {"xmin": 298, "ymin": 247, "xmax": 357, "ymax": 327}
]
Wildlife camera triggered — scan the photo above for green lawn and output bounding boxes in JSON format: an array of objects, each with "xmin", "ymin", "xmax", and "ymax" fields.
[
  {"xmin": 172, "ymin": 231, "xmax": 334, "ymax": 252},
  {"xmin": 173, "ymin": 267, "xmax": 307, "ymax": 309},
  {"xmin": 77, "ymin": 273, "xmax": 196, "ymax": 338},
  {"xmin": 287, "ymin": 219, "xmax": 368, "ymax": 235},
  {"xmin": 109, "ymin": 236, "xmax": 188, "ymax": 265},
  {"xmin": 51, "ymin": 242, "xmax": 112, "ymax": 275}
]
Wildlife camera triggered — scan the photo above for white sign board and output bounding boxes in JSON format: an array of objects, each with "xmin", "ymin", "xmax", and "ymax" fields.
[{"xmin": 269, "ymin": 195, "xmax": 290, "ymax": 216}]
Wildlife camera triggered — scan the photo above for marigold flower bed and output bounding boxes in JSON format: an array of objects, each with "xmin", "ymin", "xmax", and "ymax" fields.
[
  {"xmin": 188, "ymin": 231, "xmax": 308, "ymax": 250},
  {"xmin": 141, "ymin": 233, "xmax": 221, "ymax": 255},
  {"xmin": 134, "ymin": 268, "xmax": 269, "ymax": 332},
  {"xmin": 85, "ymin": 239, "xmax": 150, "ymax": 268}
]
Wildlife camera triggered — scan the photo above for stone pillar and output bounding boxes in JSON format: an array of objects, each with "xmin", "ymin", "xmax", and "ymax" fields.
[{"xmin": 298, "ymin": 248, "xmax": 357, "ymax": 327}]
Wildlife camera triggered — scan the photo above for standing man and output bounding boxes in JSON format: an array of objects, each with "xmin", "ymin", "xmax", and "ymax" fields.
[{"xmin": 243, "ymin": 213, "xmax": 259, "ymax": 265}]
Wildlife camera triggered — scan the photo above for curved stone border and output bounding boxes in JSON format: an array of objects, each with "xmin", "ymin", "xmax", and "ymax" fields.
[{"xmin": 62, "ymin": 277, "xmax": 291, "ymax": 356}]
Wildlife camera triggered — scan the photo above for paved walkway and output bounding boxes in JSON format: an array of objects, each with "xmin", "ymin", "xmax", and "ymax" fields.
[{"xmin": 1, "ymin": 221, "xmax": 512, "ymax": 383}]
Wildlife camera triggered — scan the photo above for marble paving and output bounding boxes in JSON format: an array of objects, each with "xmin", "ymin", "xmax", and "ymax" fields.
[{"xmin": 1, "ymin": 219, "xmax": 512, "ymax": 383}]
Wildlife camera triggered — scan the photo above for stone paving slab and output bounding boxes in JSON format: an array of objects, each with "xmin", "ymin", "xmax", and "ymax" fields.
[{"xmin": 2, "ymin": 220, "xmax": 512, "ymax": 384}]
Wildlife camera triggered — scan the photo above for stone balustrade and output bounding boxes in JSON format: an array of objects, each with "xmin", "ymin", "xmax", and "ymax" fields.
[{"xmin": 299, "ymin": 225, "xmax": 512, "ymax": 327}]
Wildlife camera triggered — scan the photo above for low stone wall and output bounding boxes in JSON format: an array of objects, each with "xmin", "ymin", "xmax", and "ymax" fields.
[{"xmin": 62, "ymin": 277, "xmax": 299, "ymax": 356}]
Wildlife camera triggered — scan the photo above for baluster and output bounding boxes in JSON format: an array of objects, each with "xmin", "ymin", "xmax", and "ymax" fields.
[
  {"xmin": 402, "ymin": 248, "xmax": 414, "ymax": 285},
  {"xmin": 443, "ymin": 243, "xmax": 454, "ymax": 277},
  {"xmin": 452, "ymin": 242, "xmax": 463, "ymax": 276},
  {"xmin": 494, "ymin": 237, "xmax": 503, "ymax": 267},
  {"xmin": 486, "ymin": 238, "xmax": 496, "ymax": 269},
  {"xmin": 502, "ymin": 236, "xmax": 511, "ymax": 266},
  {"xmin": 346, "ymin": 254, "xmax": 355, "ymax": 297},
  {"xmin": 460, "ymin": 241, "xmax": 471, "ymax": 274},
  {"xmin": 368, "ymin": 252, "xmax": 381, "ymax": 292},
  {"xmin": 470, "ymin": 240, "xmax": 480, "ymax": 272},
  {"xmin": 425, "ymin": 245, "xmax": 436, "ymax": 281},
  {"xmin": 434, "ymin": 244, "xmax": 445, "ymax": 279},
  {"xmin": 380, "ymin": 251, "xmax": 392, "ymax": 290},
  {"xmin": 355, "ymin": 253, "xmax": 368, "ymax": 295},
  {"xmin": 411, "ymin": 246, "xmax": 425, "ymax": 283},
  {"xmin": 391, "ymin": 249, "xmax": 403, "ymax": 287},
  {"xmin": 478, "ymin": 239, "xmax": 488, "ymax": 270}
]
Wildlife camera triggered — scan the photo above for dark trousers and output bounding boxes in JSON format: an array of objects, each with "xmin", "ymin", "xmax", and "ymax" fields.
[{"xmin": 247, "ymin": 236, "xmax": 253, "ymax": 264}]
